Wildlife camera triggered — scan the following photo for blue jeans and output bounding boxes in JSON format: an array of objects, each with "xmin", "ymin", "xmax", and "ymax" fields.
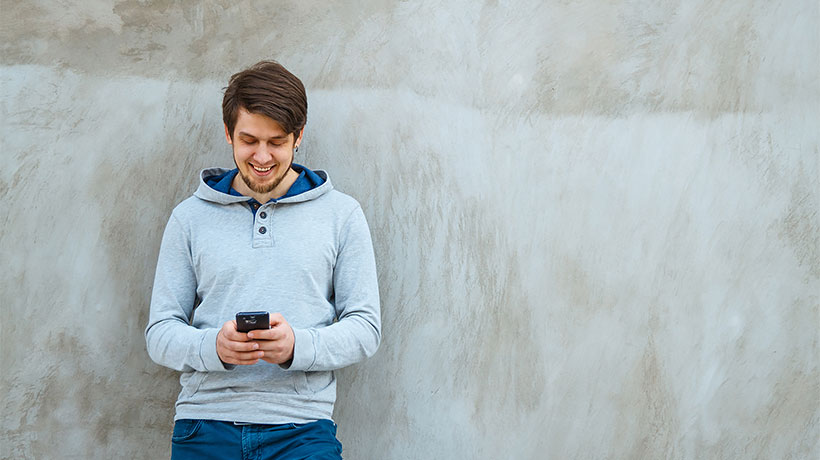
[{"xmin": 170, "ymin": 419, "xmax": 343, "ymax": 460}]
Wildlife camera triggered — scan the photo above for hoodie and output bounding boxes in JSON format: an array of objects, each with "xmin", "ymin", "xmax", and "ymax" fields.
[{"xmin": 145, "ymin": 166, "xmax": 381, "ymax": 424}]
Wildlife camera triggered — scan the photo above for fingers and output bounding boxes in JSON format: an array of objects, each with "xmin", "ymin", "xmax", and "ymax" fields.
[
  {"xmin": 217, "ymin": 321, "xmax": 264, "ymax": 365},
  {"xmin": 220, "ymin": 320, "xmax": 252, "ymax": 342},
  {"xmin": 250, "ymin": 315, "xmax": 295, "ymax": 365},
  {"xmin": 230, "ymin": 356, "xmax": 263, "ymax": 365},
  {"xmin": 247, "ymin": 323, "xmax": 289, "ymax": 341},
  {"xmin": 257, "ymin": 348, "xmax": 292, "ymax": 365},
  {"xmin": 254, "ymin": 337, "xmax": 292, "ymax": 354},
  {"xmin": 219, "ymin": 345, "xmax": 265, "ymax": 365},
  {"xmin": 248, "ymin": 313, "xmax": 288, "ymax": 339},
  {"xmin": 223, "ymin": 337, "xmax": 260, "ymax": 353},
  {"xmin": 218, "ymin": 315, "xmax": 294, "ymax": 365}
]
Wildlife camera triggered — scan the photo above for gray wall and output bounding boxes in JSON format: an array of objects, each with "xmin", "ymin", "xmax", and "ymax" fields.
[{"xmin": 2, "ymin": 1, "xmax": 818, "ymax": 459}]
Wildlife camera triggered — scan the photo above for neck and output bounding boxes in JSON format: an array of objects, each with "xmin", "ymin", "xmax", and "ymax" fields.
[{"xmin": 232, "ymin": 167, "xmax": 300, "ymax": 204}]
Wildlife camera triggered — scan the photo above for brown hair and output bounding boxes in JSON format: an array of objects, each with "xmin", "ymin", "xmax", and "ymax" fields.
[{"xmin": 222, "ymin": 60, "xmax": 307, "ymax": 141}]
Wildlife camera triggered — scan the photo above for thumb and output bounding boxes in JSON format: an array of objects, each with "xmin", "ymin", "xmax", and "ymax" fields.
[{"xmin": 269, "ymin": 312, "xmax": 286, "ymax": 327}]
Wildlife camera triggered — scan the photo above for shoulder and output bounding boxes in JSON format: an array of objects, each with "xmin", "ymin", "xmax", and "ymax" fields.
[
  {"xmin": 168, "ymin": 194, "xmax": 216, "ymax": 225},
  {"xmin": 311, "ymin": 189, "xmax": 364, "ymax": 221},
  {"xmin": 305, "ymin": 169, "xmax": 361, "ymax": 211},
  {"xmin": 325, "ymin": 189, "xmax": 361, "ymax": 209}
]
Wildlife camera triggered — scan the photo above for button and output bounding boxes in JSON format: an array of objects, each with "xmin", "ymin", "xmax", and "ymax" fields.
[
  {"xmin": 258, "ymin": 226, "xmax": 267, "ymax": 234},
  {"xmin": 259, "ymin": 211, "xmax": 267, "ymax": 219},
  {"xmin": 252, "ymin": 203, "xmax": 260, "ymax": 210}
]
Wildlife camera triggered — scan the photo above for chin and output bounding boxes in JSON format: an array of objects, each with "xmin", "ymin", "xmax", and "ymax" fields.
[{"xmin": 242, "ymin": 171, "xmax": 285, "ymax": 194}]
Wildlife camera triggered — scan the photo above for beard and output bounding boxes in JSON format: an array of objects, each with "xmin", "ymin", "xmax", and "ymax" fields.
[{"xmin": 236, "ymin": 156, "xmax": 293, "ymax": 194}]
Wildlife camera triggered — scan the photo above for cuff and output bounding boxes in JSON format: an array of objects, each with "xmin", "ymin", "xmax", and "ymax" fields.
[
  {"xmin": 200, "ymin": 328, "xmax": 233, "ymax": 371},
  {"xmin": 282, "ymin": 328, "xmax": 315, "ymax": 371}
]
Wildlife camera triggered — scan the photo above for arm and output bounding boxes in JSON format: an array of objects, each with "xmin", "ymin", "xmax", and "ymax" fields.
[
  {"xmin": 144, "ymin": 213, "xmax": 230, "ymax": 372},
  {"xmin": 285, "ymin": 205, "xmax": 382, "ymax": 372}
]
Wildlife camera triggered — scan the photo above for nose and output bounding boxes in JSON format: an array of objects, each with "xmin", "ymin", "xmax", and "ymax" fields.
[{"xmin": 252, "ymin": 147, "xmax": 274, "ymax": 164}]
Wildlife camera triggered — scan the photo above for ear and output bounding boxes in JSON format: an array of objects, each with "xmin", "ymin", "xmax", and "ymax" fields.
[
  {"xmin": 294, "ymin": 128, "xmax": 304, "ymax": 148},
  {"xmin": 224, "ymin": 124, "xmax": 232, "ymax": 144}
]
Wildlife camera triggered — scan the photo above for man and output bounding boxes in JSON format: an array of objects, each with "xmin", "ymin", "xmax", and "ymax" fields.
[{"xmin": 145, "ymin": 60, "xmax": 381, "ymax": 459}]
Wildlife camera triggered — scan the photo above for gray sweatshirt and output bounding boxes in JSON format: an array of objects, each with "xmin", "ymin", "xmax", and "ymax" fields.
[{"xmin": 145, "ymin": 167, "xmax": 381, "ymax": 424}]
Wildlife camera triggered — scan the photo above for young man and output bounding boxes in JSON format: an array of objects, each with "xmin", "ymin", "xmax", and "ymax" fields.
[{"xmin": 145, "ymin": 61, "xmax": 381, "ymax": 459}]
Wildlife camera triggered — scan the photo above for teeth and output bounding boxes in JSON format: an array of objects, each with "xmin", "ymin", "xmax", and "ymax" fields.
[{"xmin": 253, "ymin": 165, "xmax": 272, "ymax": 172}]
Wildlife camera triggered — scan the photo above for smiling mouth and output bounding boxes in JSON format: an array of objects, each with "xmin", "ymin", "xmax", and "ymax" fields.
[{"xmin": 252, "ymin": 165, "xmax": 273, "ymax": 172}]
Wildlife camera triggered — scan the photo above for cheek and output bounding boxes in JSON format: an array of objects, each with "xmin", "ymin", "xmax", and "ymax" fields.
[
  {"xmin": 233, "ymin": 147, "xmax": 253, "ymax": 162},
  {"xmin": 274, "ymin": 148, "xmax": 293, "ymax": 163}
]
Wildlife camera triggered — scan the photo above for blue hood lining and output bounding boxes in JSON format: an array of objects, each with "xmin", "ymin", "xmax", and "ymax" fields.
[{"xmin": 204, "ymin": 163, "xmax": 325, "ymax": 202}]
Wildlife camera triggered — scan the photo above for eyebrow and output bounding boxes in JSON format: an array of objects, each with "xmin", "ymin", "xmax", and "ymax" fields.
[{"xmin": 237, "ymin": 131, "xmax": 288, "ymax": 140}]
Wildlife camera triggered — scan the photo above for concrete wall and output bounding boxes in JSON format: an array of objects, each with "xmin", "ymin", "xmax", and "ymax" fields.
[{"xmin": 1, "ymin": 1, "xmax": 817, "ymax": 458}]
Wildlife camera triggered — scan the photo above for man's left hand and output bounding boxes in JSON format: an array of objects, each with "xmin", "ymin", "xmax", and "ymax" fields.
[{"xmin": 246, "ymin": 312, "xmax": 295, "ymax": 365}]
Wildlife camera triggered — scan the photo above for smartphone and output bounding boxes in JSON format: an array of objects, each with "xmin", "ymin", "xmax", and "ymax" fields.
[{"xmin": 236, "ymin": 311, "xmax": 270, "ymax": 333}]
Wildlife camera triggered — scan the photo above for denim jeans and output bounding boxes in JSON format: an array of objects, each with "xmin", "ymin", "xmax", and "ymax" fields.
[{"xmin": 170, "ymin": 418, "xmax": 342, "ymax": 460}]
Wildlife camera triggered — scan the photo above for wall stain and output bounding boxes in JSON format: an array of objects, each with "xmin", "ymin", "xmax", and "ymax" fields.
[
  {"xmin": 615, "ymin": 333, "xmax": 681, "ymax": 459},
  {"xmin": 777, "ymin": 173, "xmax": 820, "ymax": 279},
  {"xmin": 324, "ymin": 118, "xmax": 548, "ymax": 456},
  {"xmin": 3, "ymin": 1, "xmax": 812, "ymax": 117},
  {"xmin": 3, "ymin": 330, "xmax": 178, "ymax": 457}
]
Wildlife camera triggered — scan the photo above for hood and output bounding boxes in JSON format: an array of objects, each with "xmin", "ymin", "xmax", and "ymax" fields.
[{"xmin": 193, "ymin": 166, "xmax": 333, "ymax": 205}]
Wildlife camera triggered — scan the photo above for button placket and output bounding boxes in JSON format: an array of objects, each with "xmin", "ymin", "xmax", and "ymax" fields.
[{"xmin": 252, "ymin": 203, "xmax": 275, "ymax": 248}]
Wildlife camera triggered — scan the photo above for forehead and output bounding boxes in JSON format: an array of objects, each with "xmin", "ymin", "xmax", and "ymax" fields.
[{"xmin": 233, "ymin": 108, "xmax": 288, "ymax": 138}]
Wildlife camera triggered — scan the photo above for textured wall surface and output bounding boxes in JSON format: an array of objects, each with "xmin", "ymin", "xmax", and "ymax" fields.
[{"xmin": 1, "ymin": 1, "xmax": 818, "ymax": 459}]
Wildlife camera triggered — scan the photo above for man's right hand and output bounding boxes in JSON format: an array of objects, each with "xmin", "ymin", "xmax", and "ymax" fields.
[{"xmin": 216, "ymin": 320, "xmax": 265, "ymax": 365}]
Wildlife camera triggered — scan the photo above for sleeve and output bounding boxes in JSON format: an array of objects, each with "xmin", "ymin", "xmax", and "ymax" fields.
[
  {"xmin": 284, "ymin": 205, "xmax": 382, "ymax": 372},
  {"xmin": 144, "ymin": 213, "xmax": 231, "ymax": 372}
]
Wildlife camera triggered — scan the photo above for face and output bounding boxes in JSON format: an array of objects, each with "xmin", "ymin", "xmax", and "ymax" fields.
[{"xmin": 226, "ymin": 108, "xmax": 302, "ymax": 196}]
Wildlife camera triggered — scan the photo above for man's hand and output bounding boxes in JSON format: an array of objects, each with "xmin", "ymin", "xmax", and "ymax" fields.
[
  {"xmin": 216, "ymin": 320, "xmax": 264, "ymax": 365},
  {"xmin": 247, "ymin": 313, "xmax": 295, "ymax": 365}
]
